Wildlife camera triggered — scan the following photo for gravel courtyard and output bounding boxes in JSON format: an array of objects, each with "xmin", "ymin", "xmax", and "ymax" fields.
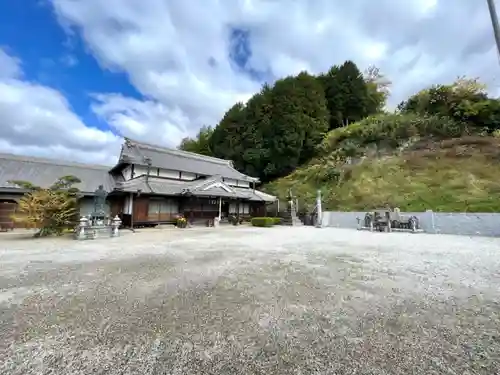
[{"xmin": 1, "ymin": 226, "xmax": 499, "ymax": 374}]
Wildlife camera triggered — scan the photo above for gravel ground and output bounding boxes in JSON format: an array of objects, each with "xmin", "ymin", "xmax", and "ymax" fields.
[{"xmin": 0, "ymin": 226, "xmax": 499, "ymax": 374}]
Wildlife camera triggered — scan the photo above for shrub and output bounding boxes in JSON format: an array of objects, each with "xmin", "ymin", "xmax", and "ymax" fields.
[
  {"xmin": 251, "ymin": 217, "xmax": 275, "ymax": 227},
  {"xmin": 175, "ymin": 215, "xmax": 187, "ymax": 228},
  {"xmin": 272, "ymin": 217, "xmax": 282, "ymax": 225},
  {"xmin": 318, "ymin": 113, "xmax": 468, "ymax": 156},
  {"xmin": 9, "ymin": 175, "xmax": 81, "ymax": 237}
]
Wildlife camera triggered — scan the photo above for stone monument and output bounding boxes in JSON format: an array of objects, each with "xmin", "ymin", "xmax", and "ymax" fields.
[
  {"xmin": 282, "ymin": 188, "xmax": 303, "ymax": 226},
  {"xmin": 75, "ymin": 185, "xmax": 121, "ymax": 240},
  {"xmin": 91, "ymin": 185, "xmax": 108, "ymax": 226}
]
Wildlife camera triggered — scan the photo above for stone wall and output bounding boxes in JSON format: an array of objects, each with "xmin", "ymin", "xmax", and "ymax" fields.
[{"xmin": 321, "ymin": 210, "xmax": 500, "ymax": 237}]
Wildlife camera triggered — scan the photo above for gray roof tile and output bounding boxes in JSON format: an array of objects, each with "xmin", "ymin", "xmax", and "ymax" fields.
[
  {"xmin": 120, "ymin": 138, "xmax": 258, "ymax": 182},
  {"xmin": 0, "ymin": 153, "xmax": 115, "ymax": 194}
]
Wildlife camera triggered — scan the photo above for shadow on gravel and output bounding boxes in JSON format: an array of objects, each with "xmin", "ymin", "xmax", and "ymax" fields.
[{"xmin": 2, "ymin": 252, "xmax": 499, "ymax": 374}]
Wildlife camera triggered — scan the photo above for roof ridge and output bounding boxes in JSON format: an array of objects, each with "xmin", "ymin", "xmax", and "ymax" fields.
[
  {"xmin": 124, "ymin": 137, "xmax": 232, "ymax": 165},
  {"xmin": 0, "ymin": 152, "xmax": 112, "ymax": 170}
]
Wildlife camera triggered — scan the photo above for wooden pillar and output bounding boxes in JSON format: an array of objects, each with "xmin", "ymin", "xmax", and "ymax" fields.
[
  {"xmin": 218, "ymin": 197, "xmax": 222, "ymax": 220},
  {"xmin": 130, "ymin": 192, "xmax": 134, "ymax": 230},
  {"xmin": 236, "ymin": 199, "xmax": 240, "ymax": 224}
]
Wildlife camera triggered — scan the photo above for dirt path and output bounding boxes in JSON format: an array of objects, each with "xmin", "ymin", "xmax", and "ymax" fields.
[{"xmin": 1, "ymin": 227, "xmax": 499, "ymax": 374}]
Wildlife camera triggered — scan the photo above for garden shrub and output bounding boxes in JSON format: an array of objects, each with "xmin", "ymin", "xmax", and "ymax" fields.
[
  {"xmin": 251, "ymin": 217, "xmax": 275, "ymax": 227},
  {"xmin": 272, "ymin": 217, "xmax": 282, "ymax": 225}
]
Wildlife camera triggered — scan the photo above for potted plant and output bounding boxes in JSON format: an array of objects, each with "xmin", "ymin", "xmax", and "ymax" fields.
[{"xmin": 175, "ymin": 215, "xmax": 187, "ymax": 228}]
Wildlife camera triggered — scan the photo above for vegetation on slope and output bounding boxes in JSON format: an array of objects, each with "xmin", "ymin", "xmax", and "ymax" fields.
[
  {"xmin": 264, "ymin": 135, "xmax": 500, "ymax": 212},
  {"xmin": 178, "ymin": 58, "xmax": 500, "ymax": 212}
]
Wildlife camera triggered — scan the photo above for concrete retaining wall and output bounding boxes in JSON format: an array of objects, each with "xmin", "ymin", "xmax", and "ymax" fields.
[{"xmin": 321, "ymin": 210, "xmax": 500, "ymax": 237}]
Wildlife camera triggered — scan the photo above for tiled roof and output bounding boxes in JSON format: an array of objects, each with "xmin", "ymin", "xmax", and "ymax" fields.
[
  {"xmin": 119, "ymin": 138, "xmax": 259, "ymax": 182},
  {"xmin": 0, "ymin": 153, "xmax": 116, "ymax": 194},
  {"xmin": 114, "ymin": 175, "xmax": 276, "ymax": 201}
]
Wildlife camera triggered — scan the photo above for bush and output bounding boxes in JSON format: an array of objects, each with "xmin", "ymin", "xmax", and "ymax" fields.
[
  {"xmin": 318, "ymin": 113, "xmax": 468, "ymax": 156},
  {"xmin": 272, "ymin": 217, "xmax": 282, "ymax": 225},
  {"xmin": 251, "ymin": 217, "xmax": 275, "ymax": 227}
]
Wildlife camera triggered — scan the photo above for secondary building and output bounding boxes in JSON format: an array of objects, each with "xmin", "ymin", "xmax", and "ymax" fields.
[{"xmin": 0, "ymin": 138, "xmax": 276, "ymax": 229}]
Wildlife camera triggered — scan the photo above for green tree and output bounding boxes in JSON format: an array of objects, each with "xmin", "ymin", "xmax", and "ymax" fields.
[
  {"xmin": 293, "ymin": 71, "xmax": 330, "ymax": 163},
  {"xmin": 322, "ymin": 60, "xmax": 372, "ymax": 130},
  {"xmin": 263, "ymin": 76, "xmax": 305, "ymax": 179},
  {"xmin": 210, "ymin": 102, "xmax": 247, "ymax": 169},
  {"xmin": 178, "ymin": 125, "xmax": 214, "ymax": 156},
  {"xmin": 399, "ymin": 78, "xmax": 500, "ymax": 133},
  {"xmin": 9, "ymin": 175, "xmax": 81, "ymax": 237},
  {"xmin": 239, "ymin": 84, "xmax": 273, "ymax": 178}
]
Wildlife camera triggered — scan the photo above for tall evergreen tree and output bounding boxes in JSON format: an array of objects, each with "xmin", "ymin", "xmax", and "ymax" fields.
[
  {"xmin": 293, "ymin": 71, "xmax": 330, "ymax": 163},
  {"xmin": 240, "ymin": 84, "xmax": 273, "ymax": 178},
  {"xmin": 322, "ymin": 60, "xmax": 371, "ymax": 129},
  {"xmin": 210, "ymin": 102, "xmax": 246, "ymax": 168}
]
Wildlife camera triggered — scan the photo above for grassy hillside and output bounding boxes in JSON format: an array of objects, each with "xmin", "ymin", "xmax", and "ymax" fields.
[{"xmin": 263, "ymin": 114, "xmax": 500, "ymax": 212}]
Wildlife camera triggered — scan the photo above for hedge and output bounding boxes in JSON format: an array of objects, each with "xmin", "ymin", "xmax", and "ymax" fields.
[
  {"xmin": 272, "ymin": 217, "xmax": 282, "ymax": 225},
  {"xmin": 251, "ymin": 217, "xmax": 275, "ymax": 227}
]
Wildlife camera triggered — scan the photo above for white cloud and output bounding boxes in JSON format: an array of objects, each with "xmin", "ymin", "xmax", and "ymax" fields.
[
  {"xmin": 51, "ymin": 0, "xmax": 500, "ymax": 122},
  {"xmin": 3, "ymin": 0, "xmax": 500, "ymax": 161},
  {"xmin": 0, "ymin": 48, "xmax": 22, "ymax": 79},
  {"xmin": 0, "ymin": 49, "xmax": 121, "ymax": 165}
]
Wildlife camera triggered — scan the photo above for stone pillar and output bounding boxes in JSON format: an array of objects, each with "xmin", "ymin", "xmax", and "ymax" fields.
[
  {"xmin": 111, "ymin": 215, "xmax": 122, "ymax": 237},
  {"xmin": 315, "ymin": 190, "xmax": 322, "ymax": 228},
  {"xmin": 76, "ymin": 216, "xmax": 89, "ymax": 240}
]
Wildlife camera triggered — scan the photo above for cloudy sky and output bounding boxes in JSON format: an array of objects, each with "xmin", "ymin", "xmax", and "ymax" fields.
[{"xmin": 0, "ymin": 0, "xmax": 499, "ymax": 165}]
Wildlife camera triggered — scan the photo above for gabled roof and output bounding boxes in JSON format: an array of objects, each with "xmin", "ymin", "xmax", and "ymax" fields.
[
  {"xmin": 114, "ymin": 175, "xmax": 276, "ymax": 202},
  {"xmin": 0, "ymin": 153, "xmax": 116, "ymax": 194},
  {"xmin": 116, "ymin": 138, "xmax": 259, "ymax": 182}
]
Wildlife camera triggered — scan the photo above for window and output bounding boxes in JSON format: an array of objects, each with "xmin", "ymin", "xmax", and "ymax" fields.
[{"xmin": 148, "ymin": 198, "xmax": 179, "ymax": 220}]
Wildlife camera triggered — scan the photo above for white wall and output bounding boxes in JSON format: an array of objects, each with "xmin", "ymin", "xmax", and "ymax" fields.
[
  {"xmin": 157, "ymin": 168, "xmax": 179, "ymax": 179},
  {"xmin": 134, "ymin": 165, "xmax": 149, "ymax": 177},
  {"xmin": 122, "ymin": 165, "xmax": 133, "ymax": 180},
  {"xmin": 224, "ymin": 178, "xmax": 237, "ymax": 186},
  {"xmin": 180, "ymin": 171, "xmax": 197, "ymax": 180},
  {"xmin": 125, "ymin": 164, "xmax": 198, "ymax": 181},
  {"xmin": 224, "ymin": 178, "xmax": 250, "ymax": 188}
]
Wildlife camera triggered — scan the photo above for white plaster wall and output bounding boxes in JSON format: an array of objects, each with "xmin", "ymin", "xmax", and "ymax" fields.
[
  {"xmin": 224, "ymin": 178, "xmax": 250, "ymax": 188},
  {"xmin": 224, "ymin": 178, "xmax": 237, "ymax": 186},
  {"xmin": 180, "ymin": 171, "xmax": 197, "ymax": 181},
  {"xmin": 122, "ymin": 165, "xmax": 133, "ymax": 180},
  {"xmin": 158, "ymin": 168, "xmax": 179, "ymax": 179},
  {"xmin": 134, "ymin": 165, "xmax": 149, "ymax": 176}
]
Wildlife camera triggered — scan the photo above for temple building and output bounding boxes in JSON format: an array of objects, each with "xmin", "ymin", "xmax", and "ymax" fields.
[{"xmin": 0, "ymin": 138, "xmax": 276, "ymax": 228}]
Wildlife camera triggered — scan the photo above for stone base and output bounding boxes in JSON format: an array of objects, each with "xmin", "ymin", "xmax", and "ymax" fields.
[{"xmin": 75, "ymin": 225, "xmax": 115, "ymax": 240}]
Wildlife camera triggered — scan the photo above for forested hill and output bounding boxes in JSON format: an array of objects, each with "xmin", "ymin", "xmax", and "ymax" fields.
[
  {"xmin": 179, "ymin": 61, "xmax": 500, "ymax": 212},
  {"xmin": 179, "ymin": 61, "xmax": 388, "ymax": 182}
]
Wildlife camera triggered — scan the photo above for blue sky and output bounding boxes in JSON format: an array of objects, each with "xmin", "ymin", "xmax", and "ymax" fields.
[
  {"xmin": 0, "ymin": 1, "xmax": 264, "ymax": 136},
  {"xmin": 0, "ymin": 1, "xmax": 145, "ymax": 132},
  {"xmin": 0, "ymin": 0, "xmax": 497, "ymax": 164}
]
